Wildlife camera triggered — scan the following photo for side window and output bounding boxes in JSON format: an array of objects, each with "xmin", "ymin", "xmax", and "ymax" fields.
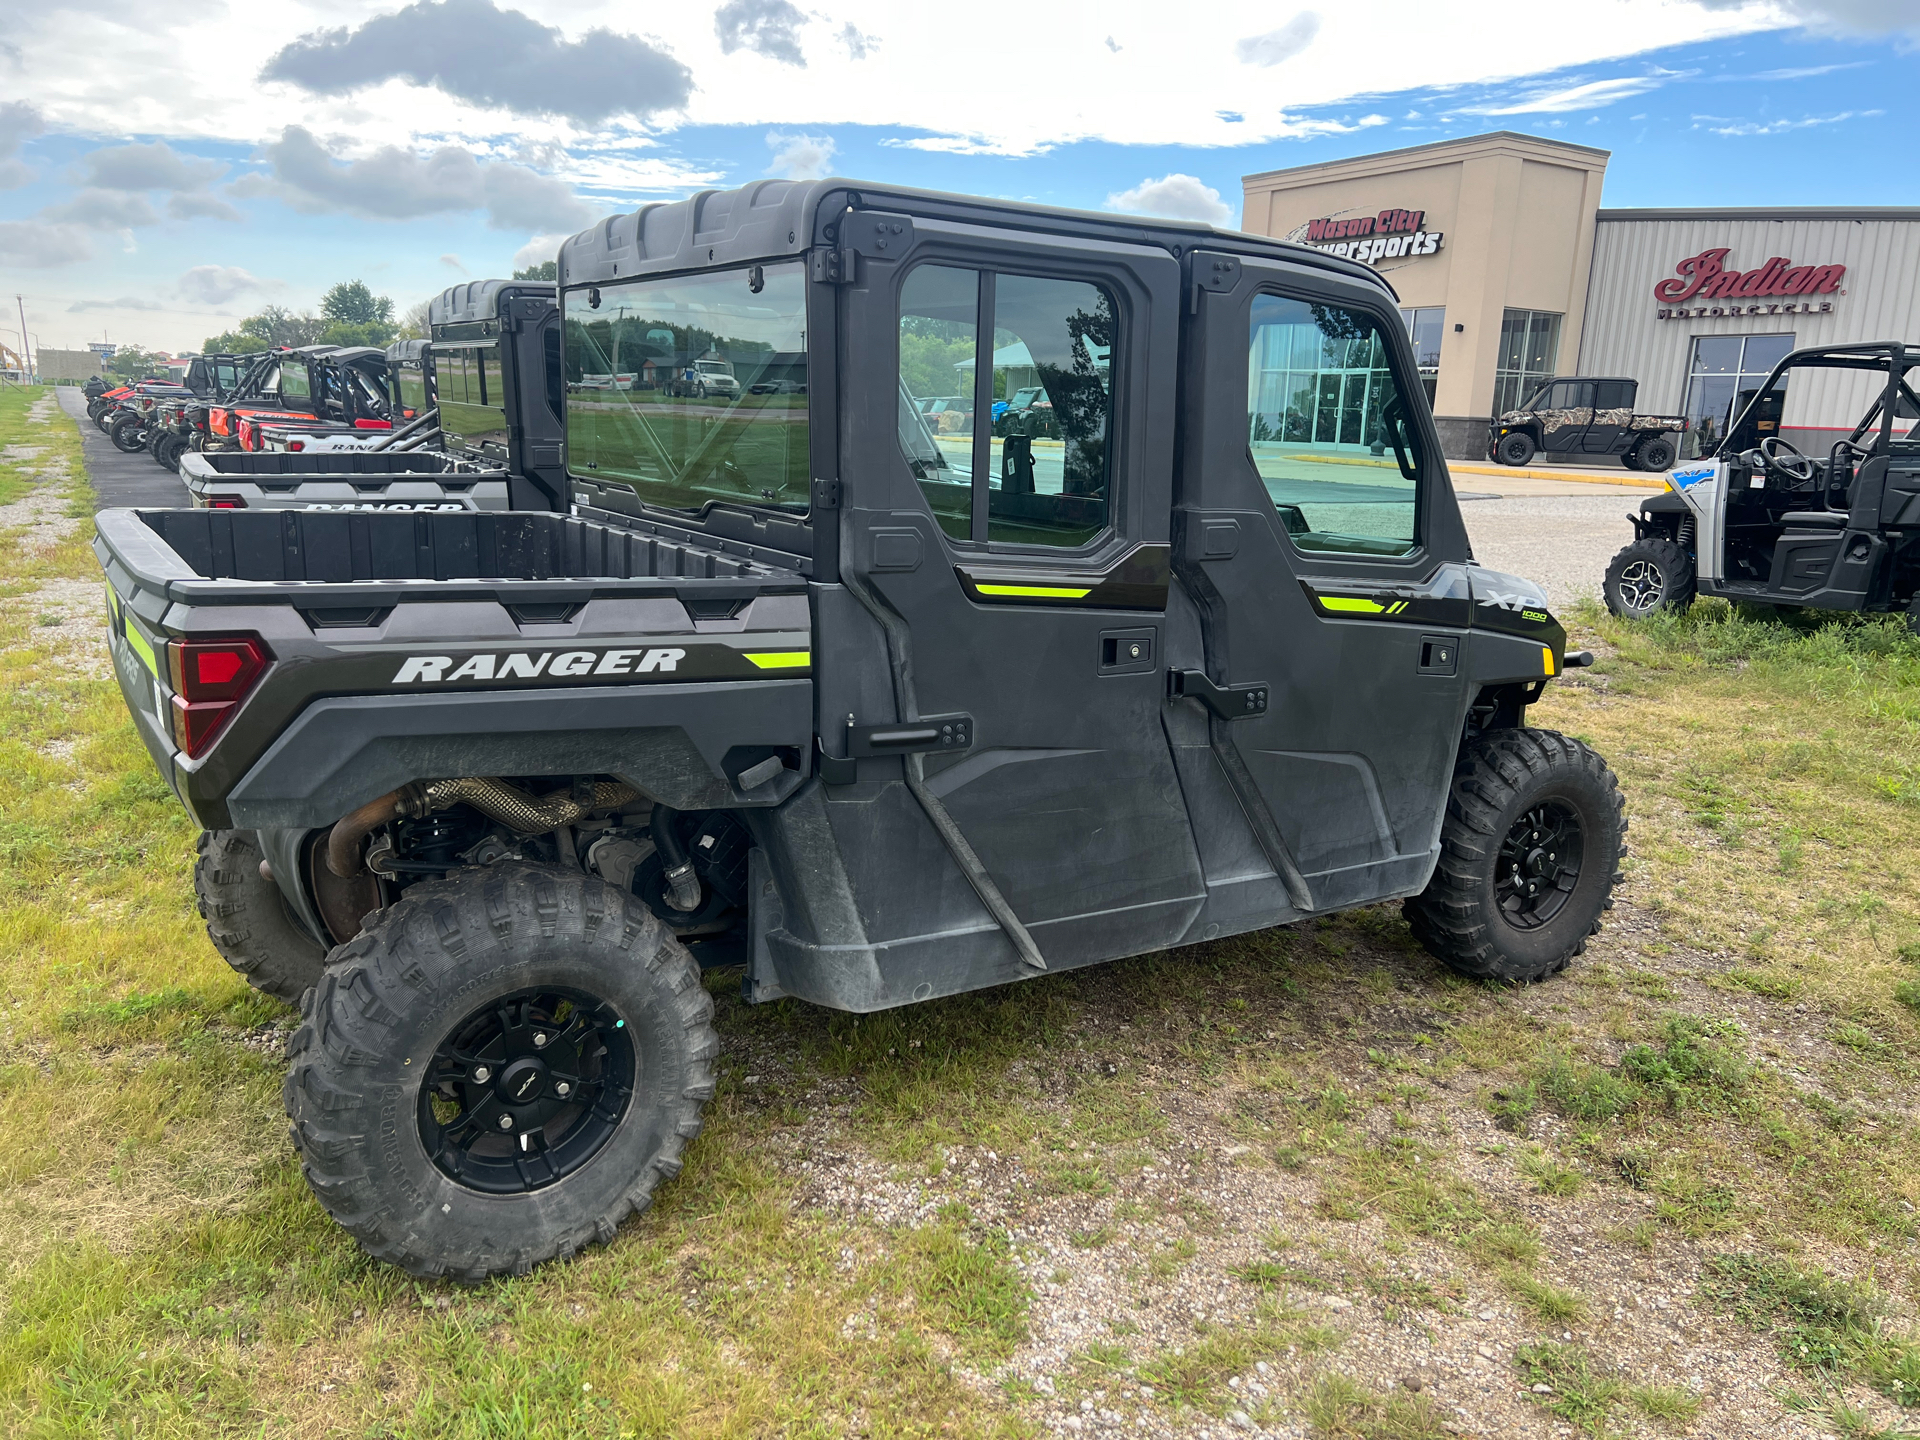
[
  {"xmin": 897, "ymin": 264, "xmax": 1116, "ymax": 550},
  {"xmin": 899, "ymin": 265, "xmax": 977, "ymax": 542},
  {"xmin": 1247, "ymin": 294, "xmax": 1421, "ymax": 558},
  {"xmin": 282, "ymin": 363, "xmax": 312, "ymax": 404},
  {"xmin": 481, "ymin": 347, "xmax": 504, "ymax": 408},
  {"xmin": 1594, "ymin": 380, "xmax": 1631, "ymax": 411}
]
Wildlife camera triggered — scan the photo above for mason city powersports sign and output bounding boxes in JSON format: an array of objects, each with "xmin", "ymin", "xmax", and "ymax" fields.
[
  {"xmin": 1653, "ymin": 247, "xmax": 1843, "ymax": 321},
  {"xmin": 1286, "ymin": 208, "xmax": 1444, "ymax": 265}
]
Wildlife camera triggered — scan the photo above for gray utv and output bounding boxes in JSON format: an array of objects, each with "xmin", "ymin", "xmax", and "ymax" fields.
[{"xmin": 96, "ymin": 178, "xmax": 1626, "ymax": 1281}]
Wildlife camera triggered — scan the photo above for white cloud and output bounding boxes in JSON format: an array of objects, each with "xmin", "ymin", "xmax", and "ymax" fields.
[
  {"xmin": 1470, "ymin": 74, "xmax": 1673, "ymax": 114},
  {"xmin": 439, "ymin": 253, "xmax": 468, "ymax": 271},
  {"xmin": 1106, "ymin": 174, "xmax": 1233, "ymax": 226},
  {"xmin": 70, "ymin": 295, "xmax": 164, "ymax": 313},
  {"xmin": 77, "ymin": 140, "xmax": 223, "ymax": 192},
  {"xmin": 40, "ymin": 188, "xmax": 162, "ymax": 228},
  {"xmin": 1234, "ymin": 13, "xmax": 1322, "ymax": 66},
  {"xmin": 1696, "ymin": 0, "xmax": 1920, "ymax": 39},
  {"xmin": 0, "ymin": 220, "xmax": 89, "ymax": 267},
  {"xmin": 0, "ymin": 0, "xmax": 1830, "ymax": 174},
  {"xmin": 178, "ymin": 265, "xmax": 273, "ymax": 305},
  {"xmin": 244, "ymin": 126, "xmax": 596, "ymax": 232},
  {"xmin": 512, "ymin": 233, "xmax": 568, "ymax": 271},
  {"xmin": 1701, "ymin": 108, "xmax": 1882, "ymax": 135},
  {"xmin": 766, "ymin": 130, "xmax": 834, "ymax": 180}
]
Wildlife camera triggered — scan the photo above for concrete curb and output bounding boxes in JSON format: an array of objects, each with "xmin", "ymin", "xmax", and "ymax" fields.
[{"xmin": 1448, "ymin": 460, "xmax": 1668, "ymax": 490}]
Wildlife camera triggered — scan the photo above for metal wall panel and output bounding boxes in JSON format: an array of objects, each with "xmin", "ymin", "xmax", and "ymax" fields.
[{"xmin": 1577, "ymin": 216, "xmax": 1920, "ymax": 436}]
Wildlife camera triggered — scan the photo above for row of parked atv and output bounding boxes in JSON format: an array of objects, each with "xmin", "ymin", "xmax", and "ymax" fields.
[{"xmin": 81, "ymin": 343, "xmax": 424, "ymax": 475}]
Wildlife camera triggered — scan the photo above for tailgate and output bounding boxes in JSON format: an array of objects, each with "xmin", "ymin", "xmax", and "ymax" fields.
[
  {"xmin": 93, "ymin": 507, "xmax": 815, "ymax": 831},
  {"xmin": 180, "ymin": 449, "xmax": 508, "ymax": 512}
]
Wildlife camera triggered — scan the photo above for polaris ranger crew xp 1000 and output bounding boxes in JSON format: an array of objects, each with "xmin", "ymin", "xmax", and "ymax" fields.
[
  {"xmin": 1603, "ymin": 342, "xmax": 1920, "ymax": 621},
  {"xmin": 96, "ymin": 179, "xmax": 1626, "ymax": 1282}
]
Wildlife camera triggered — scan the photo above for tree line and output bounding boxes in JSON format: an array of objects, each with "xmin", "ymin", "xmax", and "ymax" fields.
[{"xmin": 199, "ymin": 280, "xmax": 419, "ymax": 359}]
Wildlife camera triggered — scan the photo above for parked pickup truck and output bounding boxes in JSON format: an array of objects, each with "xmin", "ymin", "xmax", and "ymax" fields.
[
  {"xmin": 179, "ymin": 449, "xmax": 510, "ymax": 511},
  {"xmin": 1489, "ymin": 376, "xmax": 1686, "ymax": 471},
  {"xmin": 97, "ymin": 177, "xmax": 1625, "ymax": 1287}
]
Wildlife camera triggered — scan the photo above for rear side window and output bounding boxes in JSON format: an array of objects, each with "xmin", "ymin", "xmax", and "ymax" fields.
[
  {"xmin": 1594, "ymin": 380, "xmax": 1632, "ymax": 410},
  {"xmin": 438, "ymin": 342, "xmax": 509, "ymax": 451},
  {"xmin": 897, "ymin": 264, "xmax": 1115, "ymax": 549},
  {"xmin": 1248, "ymin": 294, "xmax": 1421, "ymax": 558}
]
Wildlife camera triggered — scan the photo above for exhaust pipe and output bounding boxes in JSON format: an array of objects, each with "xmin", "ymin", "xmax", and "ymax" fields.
[{"xmin": 325, "ymin": 776, "xmax": 642, "ymax": 877}]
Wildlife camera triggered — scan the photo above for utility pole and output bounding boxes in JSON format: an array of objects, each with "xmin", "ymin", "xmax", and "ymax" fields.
[{"xmin": 15, "ymin": 296, "xmax": 30, "ymax": 384}]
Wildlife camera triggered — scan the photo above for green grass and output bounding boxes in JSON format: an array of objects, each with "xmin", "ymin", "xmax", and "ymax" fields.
[{"xmin": 1700, "ymin": 1254, "xmax": 1920, "ymax": 1406}]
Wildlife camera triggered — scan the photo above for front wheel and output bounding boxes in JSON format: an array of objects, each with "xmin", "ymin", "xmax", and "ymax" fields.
[
  {"xmin": 284, "ymin": 862, "xmax": 716, "ymax": 1281},
  {"xmin": 109, "ymin": 411, "xmax": 148, "ymax": 452},
  {"xmin": 1603, "ymin": 537, "xmax": 1696, "ymax": 618},
  {"xmin": 1495, "ymin": 431, "xmax": 1536, "ymax": 466},
  {"xmin": 1404, "ymin": 729, "xmax": 1625, "ymax": 983}
]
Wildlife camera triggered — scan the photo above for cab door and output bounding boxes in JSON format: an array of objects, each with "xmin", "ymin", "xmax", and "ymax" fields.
[
  {"xmin": 1582, "ymin": 380, "xmax": 1627, "ymax": 453},
  {"xmin": 1171, "ymin": 252, "xmax": 1476, "ymax": 920},
  {"xmin": 1539, "ymin": 380, "xmax": 1594, "ymax": 455},
  {"xmin": 822, "ymin": 213, "xmax": 1207, "ymax": 975}
]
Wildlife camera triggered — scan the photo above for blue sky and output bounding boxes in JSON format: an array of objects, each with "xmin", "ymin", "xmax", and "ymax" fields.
[{"xmin": 1, "ymin": 0, "xmax": 1914, "ymax": 356}]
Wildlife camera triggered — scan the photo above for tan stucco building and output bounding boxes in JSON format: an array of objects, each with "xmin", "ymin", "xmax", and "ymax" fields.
[{"xmin": 1243, "ymin": 131, "xmax": 1920, "ymax": 460}]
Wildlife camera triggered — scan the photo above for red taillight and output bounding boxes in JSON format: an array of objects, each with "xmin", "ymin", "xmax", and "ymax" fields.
[
  {"xmin": 206, "ymin": 495, "xmax": 247, "ymax": 509},
  {"xmin": 352, "ymin": 418, "xmax": 393, "ymax": 430},
  {"xmin": 287, "ymin": 439, "xmax": 305, "ymax": 452},
  {"xmin": 166, "ymin": 636, "xmax": 270, "ymax": 758}
]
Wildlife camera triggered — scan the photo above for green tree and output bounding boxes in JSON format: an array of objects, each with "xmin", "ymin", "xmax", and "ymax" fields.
[
  {"xmin": 320, "ymin": 280, "xmax": 396, "ymax": 327},
  {"xmin": 105, "ymin": 344, "xmax": 170, "ymax": 379},
  {"xmin": 513, "ymin": 260, "xmax": 557, "ymax": 282}
]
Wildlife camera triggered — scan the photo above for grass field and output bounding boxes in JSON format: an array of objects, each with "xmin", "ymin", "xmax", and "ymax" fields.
[{"xmin": 0, "ymin": 385, "xmax": 1916, "ymax": 1438}]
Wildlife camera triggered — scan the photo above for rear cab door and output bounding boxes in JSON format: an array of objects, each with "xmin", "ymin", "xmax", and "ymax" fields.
[{"xmin": 1173, "ymin": 250, "xmax": 1478, "ymax": 919}]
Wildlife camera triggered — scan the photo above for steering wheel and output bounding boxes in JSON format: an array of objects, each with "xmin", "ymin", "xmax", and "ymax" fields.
[{"xmin": 1760, "ymin": 436, "xmax": 1817, "ymax": 482}]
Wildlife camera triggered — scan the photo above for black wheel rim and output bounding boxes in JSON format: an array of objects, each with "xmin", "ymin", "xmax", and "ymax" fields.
[
  {"xmin": 418, "ymin": 986, "xmax": 635, "ymax": 1195},
  {"xmin": 1616, "ymin": 557, "xmax": 1664, "ymax": 614},
  {"xmin": 1496, "ymin": 800, "xmax": 1585, "ymax": 930}
]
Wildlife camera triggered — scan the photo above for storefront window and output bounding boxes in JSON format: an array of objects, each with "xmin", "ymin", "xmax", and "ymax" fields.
[
  {"xmin": 1399, "ymin": 307, "xmax": 1444, "ymax": 404},
  {"xmin": 1492, "ymin": 309, "xmax": 1562, "ymax": 415},
  {"xmin": 1682, "ymin": 333, "xmax": 1794, "ymax": 458}
]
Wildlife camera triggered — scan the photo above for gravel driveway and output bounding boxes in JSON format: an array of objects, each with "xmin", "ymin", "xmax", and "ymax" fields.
[{"xmin": 1459, "ymin": 492, "xmax": 1643, "ymax": 613}]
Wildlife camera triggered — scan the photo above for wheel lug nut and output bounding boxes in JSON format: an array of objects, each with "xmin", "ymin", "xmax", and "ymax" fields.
[
  {"xmin": 533, "ymin": 1032, "xmax": 548, "ymax": 1048},
  {"xmin": 497, "ymin": 1113, "xmax": 514, "ymax": 1130},
  {"xmin": 472, "ymin": 1066, "xmax": 490, "ymax": 1084}
]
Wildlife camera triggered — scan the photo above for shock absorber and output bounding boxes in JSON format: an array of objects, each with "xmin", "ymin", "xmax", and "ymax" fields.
[{"xmin": 1678, "ymin": 514, "xmax": 1696, "ymax": 551}]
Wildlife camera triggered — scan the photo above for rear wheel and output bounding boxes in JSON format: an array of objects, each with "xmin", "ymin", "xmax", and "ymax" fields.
[
  {"xmin": 284, "ymin": 862, "xmax": 716, "ymax": 1281},
  {"xmin": 1621, "ymin": 448, "xmax": 1643, "ymax": 471},
  {"xmin": 1404, "ymin": 729, "xmax": 1625, "ymax": 983},
  {"xmin": 1603, "ymin": 537, "xmax": 1696, "ymax": 618},
  {"xmin": 1495, "ymin": 431, "xmax": 1536, "ymax": 466},
  {"xmin": 194, "ymin": 829, "xmax": 329, "ymax": 1005},
  {"xmin": 1632, "ymin": 436, "xmax": 1676, "ymax": 472},
  {"xmin": 153, "ymin": 434, "xmax": 186, "ymax": 470}
]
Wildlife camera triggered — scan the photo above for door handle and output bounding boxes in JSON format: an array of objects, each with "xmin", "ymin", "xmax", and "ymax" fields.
[{"xmin": 1168, "ymin": 669, "xmax": 1269, "ymax": 720}]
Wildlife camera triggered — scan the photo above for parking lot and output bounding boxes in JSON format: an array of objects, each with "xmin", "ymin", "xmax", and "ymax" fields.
[{"xmin": 1453, "ymin": 467, "xmax": 1654, "ymax": 611}]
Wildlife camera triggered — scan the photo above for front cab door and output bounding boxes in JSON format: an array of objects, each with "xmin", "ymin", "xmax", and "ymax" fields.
[{"xmin": 1172, "ymin": 252, "xmax": 1478, "ymax": 921}]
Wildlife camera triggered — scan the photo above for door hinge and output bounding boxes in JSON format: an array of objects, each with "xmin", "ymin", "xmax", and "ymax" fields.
[
  {"xmin": 810, "ymin": 248, "xmax": 859, "ymax": 285},
  {"xmin": 1190, "ymin": 253, "xmax": 1241, "ymax": 312},
  {"xmin": 1168, "ymin": 668, "xmax": 1269, "ymax": 720},
  {"xmin": 811, "ymin": 477, "xmax": 842, "ymax": 509}
]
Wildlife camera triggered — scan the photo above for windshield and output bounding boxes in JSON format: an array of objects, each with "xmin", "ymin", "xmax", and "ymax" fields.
[{"xmin": 563, "ymin": 263, "xmax": 810, "ymax": 515}]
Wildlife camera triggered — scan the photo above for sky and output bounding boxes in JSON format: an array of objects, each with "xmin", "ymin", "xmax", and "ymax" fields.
[{"xmin": 1, "ymin": 0, "xmax": 1917, "ymax": 356}]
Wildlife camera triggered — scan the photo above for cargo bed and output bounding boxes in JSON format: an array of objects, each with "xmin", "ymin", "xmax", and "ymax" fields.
[{"xmin": 95, "ymin": 507, "xmax": 814, "ymax": 833}]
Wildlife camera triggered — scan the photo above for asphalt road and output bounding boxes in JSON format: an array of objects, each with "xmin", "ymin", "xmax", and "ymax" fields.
[{"xmin": 55, "ymin": 385, "xmax": 190, "ymax": 510}]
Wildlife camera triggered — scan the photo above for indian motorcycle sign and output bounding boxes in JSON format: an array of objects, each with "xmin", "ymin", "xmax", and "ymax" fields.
[
  {"xmin": 1286, "ymin": 208, "xmax": 1444, "ymax": 265},
  {"xmin": 1653, "ymin": 247, "xmax": 1844, "ymax": 321}
]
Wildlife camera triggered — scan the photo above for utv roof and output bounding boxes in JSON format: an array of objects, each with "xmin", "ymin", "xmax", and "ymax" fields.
[
  {"xmin": 429, "ymin": 279, "xmax": 557, "ymax": 328},
  {"xmin": 385, "ymin": 338, "xmax": 428, "ymax": 364},
  {"xmin": 557, "ymin": 176, "xmax": 1394, "ymax": 298}
]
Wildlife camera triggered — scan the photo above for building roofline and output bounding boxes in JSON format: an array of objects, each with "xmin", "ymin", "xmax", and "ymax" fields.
[
  {"xmin": 1243, "ymin": 130, "xmax": 1609, "ymax": 186},
  {"xmin": 1597, "ymin": 206, "xmax": 1920, "ymax": 222}
]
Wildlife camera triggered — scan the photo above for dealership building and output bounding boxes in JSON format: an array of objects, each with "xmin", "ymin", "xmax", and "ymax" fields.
[{"xmin": 1242, "ymin": 131, "xmax": 1920, "ymax": 460}]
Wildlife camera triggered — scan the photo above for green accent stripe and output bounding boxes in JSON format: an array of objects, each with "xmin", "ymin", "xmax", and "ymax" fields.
[
  {"xmin": 1320, "ymin": 596, "xmax": 1386, "ymax": 614},
  {"xmin": 975, "ymin": 583, "xmax": 1093, "ymax": 600},
  {"xmin": 744, "ymin": 651, "xmax": 811, "ymax": 670},
  {"xmin": 123, "ymin": 623, "xmax": 158, "ymax": 676}
]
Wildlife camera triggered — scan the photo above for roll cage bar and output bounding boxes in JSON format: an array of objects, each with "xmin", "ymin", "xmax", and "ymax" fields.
[{"xmin": 1714, "ymin": 341, "xmax": 1919, "ymax": 460}]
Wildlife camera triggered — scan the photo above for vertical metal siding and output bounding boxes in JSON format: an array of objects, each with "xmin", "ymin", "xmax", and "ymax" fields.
[{"xmin": 1577, "ymin": 218, "xmax": 1920, "ymax": 432}]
